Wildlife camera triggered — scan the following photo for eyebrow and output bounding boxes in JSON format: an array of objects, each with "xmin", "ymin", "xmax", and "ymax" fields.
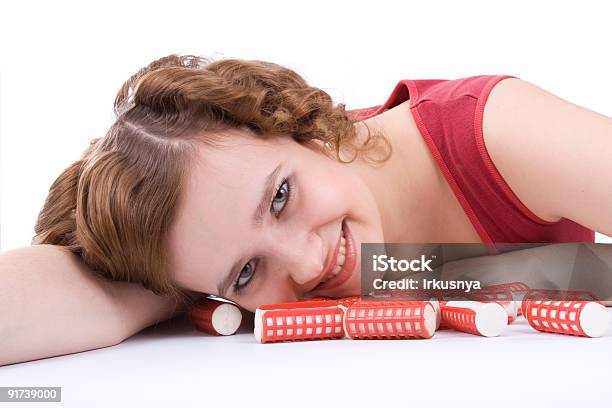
[{"xmin": 216, "ymin": 163, "xmax": 283, "ymax": 297}]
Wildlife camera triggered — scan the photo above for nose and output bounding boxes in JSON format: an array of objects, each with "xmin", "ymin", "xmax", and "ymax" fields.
[{"xmin": 275, "ymin": 232, "xmax": 324, "ymax": 287}]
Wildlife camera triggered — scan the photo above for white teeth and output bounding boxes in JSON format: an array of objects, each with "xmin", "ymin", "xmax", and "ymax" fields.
[
  {"xmin": 323, "ymin": 256, "xmax": 345, "ymax": 283},
  {"xmin": 336, "ymin": 253, "xmax": 346, "ymax": 266},
  {"xmin": 335, "ymin": 231, "xmax": 347, "ymax": 267},
  {"xmin": 332, "ymin": 264, "xmax": 342, "ymax": 275},
  {"xmin": 321, "ymin": 229, "xmax": 349, "ymax": 285}
]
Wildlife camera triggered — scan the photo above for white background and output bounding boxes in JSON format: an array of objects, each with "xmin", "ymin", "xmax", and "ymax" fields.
[
  {"xmin": 1, "ymin": 310, "xmax": 611, "ymax": 408},
  {"xmin": 1, "ymin": 1, "xmax": 612, "ymax": 406},
  {"xmin": 1, "ymin": 0, "xmax": 612, "ymax": 250}
]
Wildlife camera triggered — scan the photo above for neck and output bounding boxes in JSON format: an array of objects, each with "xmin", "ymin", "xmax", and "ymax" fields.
[{"xmin": 348, "ymin": 101, "xmax": 448, "ymax": 243}]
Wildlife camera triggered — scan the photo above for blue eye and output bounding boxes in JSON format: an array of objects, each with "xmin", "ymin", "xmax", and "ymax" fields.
[
  {"xmin": 233, "ymin": 177, "xmax": 293, "ymax": 293},
  {"xmin": 234, "ymin": 259, "xmax": 259, "ymax": 293},
  {"xmin": 271, "ymin": 177, "xmax": 291, "ymax": 217}
]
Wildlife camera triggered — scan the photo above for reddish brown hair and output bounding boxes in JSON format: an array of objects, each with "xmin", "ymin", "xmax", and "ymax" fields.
[{"xmin": 31, "ymin": 54, "xmax": 392, "ymax": 306}]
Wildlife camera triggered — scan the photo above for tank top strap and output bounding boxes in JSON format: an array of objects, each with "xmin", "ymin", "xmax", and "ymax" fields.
[{"xmin": 347, "ymin": 75, "xmax": 595, "ymax": 245}]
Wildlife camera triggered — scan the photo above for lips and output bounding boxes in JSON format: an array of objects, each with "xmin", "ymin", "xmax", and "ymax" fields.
[{"xmin": 312, "ymin": 219, "xmax": 356, "ymax": 292}]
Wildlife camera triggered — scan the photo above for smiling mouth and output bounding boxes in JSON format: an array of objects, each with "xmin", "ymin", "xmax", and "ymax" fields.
[{"xmin": 312, "ymin": 219, "xmax": 356, "ymax": 292}]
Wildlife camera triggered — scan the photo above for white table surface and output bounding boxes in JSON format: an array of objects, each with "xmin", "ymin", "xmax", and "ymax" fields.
[{"xmin": 1, "ymin": 309, "xmax": 611, "ymax": 407}]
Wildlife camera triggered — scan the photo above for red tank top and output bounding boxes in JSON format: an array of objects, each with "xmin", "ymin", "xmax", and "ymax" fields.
[{"xmin": 346, "ymin": 75, "xmax": 595, "ymax": 245}]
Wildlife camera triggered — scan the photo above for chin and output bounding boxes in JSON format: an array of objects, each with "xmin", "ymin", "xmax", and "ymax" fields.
[{"xmin": 325, "ymin": 265, "xmax": 362, "ymax": 298}]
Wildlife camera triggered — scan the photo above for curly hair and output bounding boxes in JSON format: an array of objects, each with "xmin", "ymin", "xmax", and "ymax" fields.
[{"xmin": 31, "ymin": 53, "xmax": 393, "ymax": 307}]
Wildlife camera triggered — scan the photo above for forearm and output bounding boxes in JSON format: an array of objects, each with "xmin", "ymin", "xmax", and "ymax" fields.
[
  {"xmin": 0, "ymin": 245, "xmax": 184, "ymax": 366},
  {"xmin": 0, "ymin": 245, "xmax": 126, "ymax": 366},
  {"xmin": 111, "ymin": 280, "xmax": 186, "ymax": 339}
]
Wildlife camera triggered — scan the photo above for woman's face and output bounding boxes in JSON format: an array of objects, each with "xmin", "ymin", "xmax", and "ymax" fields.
[{"xmin": 167, "ymin": 127, "xmax": 384, "ymax": 312}]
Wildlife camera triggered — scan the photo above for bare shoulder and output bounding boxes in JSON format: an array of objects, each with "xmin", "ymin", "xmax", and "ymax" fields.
[
  {"xmin": 481, "ymin": 78, "xmax": 565, "ymax": 223},
  {"xmin": 1, "ymin": 244, "xmax": 186, "ymax": 325},
  {"xmin": 482, "ymin": 76, "xmax": 612, "ymax": 233}
]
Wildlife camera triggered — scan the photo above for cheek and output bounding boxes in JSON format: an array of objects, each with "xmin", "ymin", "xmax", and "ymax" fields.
[
  {"xmin": 310, "ymin": 163, "xmax": 385, "ymax": 243},
  {"xmin": 307, "ymin": 164, "xmax": 361, "ymax": 209},
  {"xmin": 239, "ymin": 280, "xmax": 300, "ymax": 312},
  {"xmin": 322, "ymin": 166, "xmax": 381, "ymax": 224},
  {"xmin": 299, "ymin": 157, "xmax": 381, "ymax": 227}
]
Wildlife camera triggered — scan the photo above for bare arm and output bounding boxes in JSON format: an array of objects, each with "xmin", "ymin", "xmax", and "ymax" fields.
[
  {"xmin": 0, "ymin": 244, "xmax": 185, "ymax": 366},
  {"xmin": 483, "ymin": 77, "xmax": 612, "ymax": 234}
]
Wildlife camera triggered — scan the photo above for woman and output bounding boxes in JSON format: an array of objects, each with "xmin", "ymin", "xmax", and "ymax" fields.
[{"xmin": 2, "ymin": 53, "xmax": 611, "ymax": 365}]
